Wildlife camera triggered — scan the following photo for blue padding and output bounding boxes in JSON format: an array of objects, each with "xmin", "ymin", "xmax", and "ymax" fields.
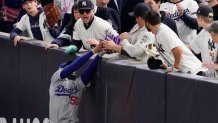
[
  {"xmin": 105, "ymin": 60, "xmax": 136, "ymax": 123},
  {"xmin": 18, "ymin": 42, "xmax": 48, "ymax": 121},
  {"xmin": 0, "ymin": 35, "xmax": 19, "ymax": 122},
  {"xmin": 198, "ymin": 79, "xmax": 218, "ymax": 123},
  {"xmin": 132, "ymin": 66, "xmax": 165, "ymax": 123},
  {"xmin": 166, "ymin": 73, "xmax": 200, "ymax": 123}
]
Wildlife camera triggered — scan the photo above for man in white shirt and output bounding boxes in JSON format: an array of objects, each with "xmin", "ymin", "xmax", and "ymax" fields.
[{"xmin": 144, "ymin": 10, "xmax": 207, "ymax": 74}]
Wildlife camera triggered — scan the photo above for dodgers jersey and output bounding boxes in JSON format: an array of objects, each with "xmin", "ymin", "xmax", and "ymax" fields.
[
  {"xmin": 121, "ymin": 24, "xmax": 155, "ymax": 62},
  {"xmin": 191, "ymin": 29, "xmax": 216, "ymax": 77},
  {"xmin": 73, "ymin": 16, "xmax": 119, "ymax": 50},
  {"xmin": 155, "ymin": 23, "xmax": 206, "ymax": 74},
  {"xmin": 49, "ymin": 69, "xmax": 88, "ymax": 123},
  {"xmin": 160, "ymin": 0, "xmax": 198, "ymax": 45}
]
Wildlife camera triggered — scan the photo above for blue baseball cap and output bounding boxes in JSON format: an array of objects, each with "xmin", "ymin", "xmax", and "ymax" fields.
[{"xmin": 129, "ymin": 3, "xmax": 152, "ymax": 17}]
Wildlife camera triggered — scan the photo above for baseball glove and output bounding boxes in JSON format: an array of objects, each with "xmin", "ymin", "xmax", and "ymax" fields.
[
  {"xmin": 44, "ymin": 3, "xmax": 59, "ymax": 27},
  {"xmin": 147, "ymin": 56, "xmax": 166, "ymax": 70}
]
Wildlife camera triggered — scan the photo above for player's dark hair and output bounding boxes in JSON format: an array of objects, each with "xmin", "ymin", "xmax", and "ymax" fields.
[
  {"xmin": 144, "ymin": 10, "xmax": 161, "ymax": 25},
  {"xmin": 66, "ymin": 3, "xmax": 79, "ymax": 31}
]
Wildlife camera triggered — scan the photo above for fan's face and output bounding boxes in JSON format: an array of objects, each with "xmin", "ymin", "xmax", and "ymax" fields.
[{"xmin": 79, "ymin": 9, "xmax": 94, "ymax": 24}]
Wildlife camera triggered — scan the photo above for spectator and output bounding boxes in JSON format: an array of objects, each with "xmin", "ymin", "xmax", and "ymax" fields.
[
  {"xmin": 189, "ymin": 5, "xmax": 216, "ymax": 77},
  {"xmin": 0, "ymin": 0, "xmax": 22, "ymax": 33},
  {"xmin": 108, "ymin": 0, "xmax": 120, "ymax": 14},
  {"xmin": 10, "ymin": 0, "xmax": 59, "ymax": 46},
  {"xmin": 54, "ymin": 0, "xmax": 76, "ymax": 31},
  {"xmin": 208, "ymin": 0, "xmax": 218, "ymax": 21},
  {"xmin": 203, "ymin": 21, "xmax": 218, "ymax": 71},
  {"xmin": 46, "ymin": 4, "xmax": 80, "ymax": 49},
  {"xmin": 144, "ymin": 10, "xmax": 207, "ymax": 75},
  {"xmin": 144, "ymin": 0, "xmax": 178, "ymax": 35},
  {"xmin": 95, "ymin": 0, "xmax": 121, "ymax": 33},
  {"xmin": 49, "ymin": 43, "xmax": 104, "ymax": 123},
  {"xmin": 17, "ymin": 0, "xmax": 42, "ymax": 21},
  {"xmin": 160, "ymin": 0, "xmax": 199, "ymax": 45},
  {"xmin": 120, "ymin": 0, "xmax": 144, "ymax": 32},
  {"xmin": 67, "ymin": 0, "xmax": 118, "ymax": 54},
  {"xmin": 60, "ymin": 3, "xmax": 80, "ymax": 32},
  {"xmin": 102, "ymin": 3, "xmax": 156, "ymax": 62}
]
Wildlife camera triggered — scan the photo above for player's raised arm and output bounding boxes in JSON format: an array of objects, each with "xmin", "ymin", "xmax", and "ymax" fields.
[
  {"xmin": 60, "ymin": 43, "xmax": 103, "ymax": 79},
  {"xmin": 81, "ymin": 51, "xmax": 105, "ymax": 86}
]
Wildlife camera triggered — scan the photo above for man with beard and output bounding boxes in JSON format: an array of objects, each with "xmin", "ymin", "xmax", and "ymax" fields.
[{"xmin": 144, "ymin": 10, "xmax": 207, "ymax": 75}]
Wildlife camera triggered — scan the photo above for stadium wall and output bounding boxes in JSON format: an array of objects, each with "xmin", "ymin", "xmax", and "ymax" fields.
[{"xmin": 0, "ymin": 34, "xmax": 218, "ymax": 123}]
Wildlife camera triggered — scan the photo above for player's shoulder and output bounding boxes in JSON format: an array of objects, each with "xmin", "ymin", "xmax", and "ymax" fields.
[
  {"xmin": 141, "ymin": 29, "xmax": 155, "ymax": 42},
  {"xmin": 20, "ymin": 14, "xmax": 29, "ymax": 21},
  {"xmin": 51, "ymin": 69, "xmax": 62, "ymax": 84},
  {"xmin": 94, "ymin": 16, "xmax": 111, "ymax": 26},
  {"xmin": 75, "ymin": 77, "xmax": 90, "ymax": 88},
  {"xmin": 74, "ymin": 19, "xmax": 83, "ymax": 28},
  {"xmin": 197, "ymin": 29, "xmax": 211, "ymax": 39},
  {"xmin": 160, "ymin": 2, "xmax": 174, "ymax": 7},
  {"xmin": 159, "ymin": 24, "xmax": 172, "ymax": 33}
]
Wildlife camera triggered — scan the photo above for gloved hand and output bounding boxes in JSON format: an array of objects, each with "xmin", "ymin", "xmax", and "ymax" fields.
[{"xmin": 65, "ymin": 45, "xmax": 78, "ymax": 55}]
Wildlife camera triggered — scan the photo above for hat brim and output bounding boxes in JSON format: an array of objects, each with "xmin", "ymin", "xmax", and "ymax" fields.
[
  {"xmin": 128, "ymin": 12, "xmax": 134, "ymax": 17},
  {"xmin": 79, "ymin": 7, "xmax": 93, "ymax": 10},
  {"xmin": 191, "ymin": 11, "xmax": 197, "ymax": 15}
]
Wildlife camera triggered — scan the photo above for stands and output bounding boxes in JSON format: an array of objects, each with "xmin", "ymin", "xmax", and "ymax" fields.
[{"xmin": 0, "ymin": 33, "xmax": 218, "ymax": 123}]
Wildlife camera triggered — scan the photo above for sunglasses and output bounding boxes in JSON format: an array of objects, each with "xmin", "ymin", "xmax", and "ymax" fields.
[{"xmin": 79, "ymin": 9, "xmax": 91, "ymax": 14}]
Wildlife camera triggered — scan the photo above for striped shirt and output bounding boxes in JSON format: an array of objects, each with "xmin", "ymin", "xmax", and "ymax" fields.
[
  {"xmin": 191, "ymin": 29, "xmax": 216, "ymax": 77},
  {"xmin": 155, "ymin": 23, "xmax": 206, "ymax": 74},
  {"xmin": 160, "ymin": 0, "xmax": 199, "ymax": 45},
  {"xmin": 73, "ymin": 16, "xmax": 118, "ymax": 50}
]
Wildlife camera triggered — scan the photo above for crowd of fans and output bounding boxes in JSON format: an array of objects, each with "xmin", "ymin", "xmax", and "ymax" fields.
[
  {"xmin": 1, "ymin": 0, "xmax": 218, "ymax": 78},
  {"xmin": 1, "ymin": 0, "xmax": 218, "ymax": 122}
]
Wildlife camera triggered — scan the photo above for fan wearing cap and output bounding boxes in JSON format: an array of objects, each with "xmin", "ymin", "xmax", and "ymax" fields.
[
  {"xmin": 60, "ymin": 0, "xmax": 118, "ymax": 54},
  {"xmin": 10, "ymin": 0, "xmax": 59, "ymax": 46},
  {"xmin": 102, "ymin": 3, "xmax": 157, "ymax": 62},
  {"xmin": 203, "ymin": 21, "xmax": 218, "ymax": 71},
  {"xmin": 49, "ymin": 43, "xmax": 104, "ymax": 123},
  {"xmin": 189, "ymin": 5, "xmax": 216, "ymax": 77}
]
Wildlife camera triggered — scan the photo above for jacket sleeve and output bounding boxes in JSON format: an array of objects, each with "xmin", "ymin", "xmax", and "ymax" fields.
[
  {"xmin": 10, "ymin": 28, "xmax": 22, "ymax": 41},
  {"xmin": 60, "ymin": 51, "xmax": 94, "ymax": 79},
  {"xmin": 51, "ymin": 28, "xmax": 72, "ymax": 47},
  {"xmin": 180, "ymin": 13, "xmax": 199, "ymax": 29},
  {"xmin": 81, "ymin": 54, "xmax": 102, "ymax": 86}
]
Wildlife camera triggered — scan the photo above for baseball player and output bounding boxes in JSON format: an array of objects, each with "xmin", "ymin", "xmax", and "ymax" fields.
[
  {"xmin": 160, "ymin": 0, "xmax": 199, "ymax": 45},
  {"xmin": 144, "ymin": 10, "xmax": 207, "ymax": 74},
  {"xmin": 49, "ymin": 43, "xmax": 104, "ymax": 123},
  {"xmin": 189, "ymin": 5, "xmax": 216, "ymax": 77},
  {"xmin": 102, "ymin": 3, "xmax": 156, "ymax": 62},
  {"xmin": 10, "ymin": 0, "xmax": 59, "ymax": 46}
]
